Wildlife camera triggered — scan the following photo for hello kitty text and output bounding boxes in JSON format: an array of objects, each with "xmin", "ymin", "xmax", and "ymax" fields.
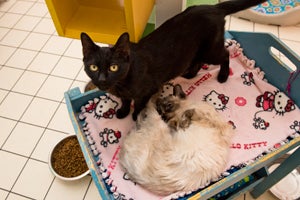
[
  {"xmin": 230, "ymin": 141, "xmax": 267, "ymax": 150},
  {"xmin": 185, "ymin": 72, "xmax": 212, "ymax": 95}
]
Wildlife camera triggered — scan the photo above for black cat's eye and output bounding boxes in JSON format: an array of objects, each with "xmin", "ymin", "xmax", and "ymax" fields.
[
  {"xmin": 109, "ymin": 64, "xmax": 119, "ymax": 72},
  {"xmin": 89, "ymin": 65, "xmax": 98, "ymax": 72}
]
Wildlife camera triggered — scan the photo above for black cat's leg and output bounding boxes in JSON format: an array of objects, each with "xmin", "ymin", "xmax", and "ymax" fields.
[
  {"xmin": 217, "ymin": 48, "xmax": 230, "ymax": 83},
  {"xmin": 182, "ymin": 62, "xmax": 201, "ymax": 79},
  {"xmin": 116, "ymin": 98, "xmax": 131, "ymax": 119},
  {"xmin": 132, "ymin": 95, "xmax": 152, "ymax": 121}
]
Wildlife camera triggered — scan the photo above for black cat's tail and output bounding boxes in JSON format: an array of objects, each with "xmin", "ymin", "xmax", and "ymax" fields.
[{"xmin": 216, "ymin": 0, "xmax": 267, "ymax": 16}]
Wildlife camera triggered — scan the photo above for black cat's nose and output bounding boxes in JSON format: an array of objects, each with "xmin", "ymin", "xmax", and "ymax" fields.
[{"xmin": 98, "ymin": 73, "xmax": 106, "ymax": 81}]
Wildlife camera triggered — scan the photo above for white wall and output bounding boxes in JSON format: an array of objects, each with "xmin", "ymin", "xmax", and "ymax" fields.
[{"xmin": 155, "ymin": 0, "xmax": 183, "ymax": 28}]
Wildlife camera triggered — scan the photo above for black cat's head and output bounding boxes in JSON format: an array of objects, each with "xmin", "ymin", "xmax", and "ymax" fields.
[{"xmin": 80, "ymin": 32, "xmax": 131, "ymax": 91}]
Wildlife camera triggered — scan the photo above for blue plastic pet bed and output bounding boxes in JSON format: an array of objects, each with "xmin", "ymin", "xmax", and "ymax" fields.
[{"xmin": 65, "ymin": 31, "xmax": 300, "ymax": 200}]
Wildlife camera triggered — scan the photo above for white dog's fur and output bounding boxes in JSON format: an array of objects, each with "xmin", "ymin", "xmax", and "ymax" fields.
[{"xmin": 119, "ymin": 88, "xmax": 233, "ymax": 195}]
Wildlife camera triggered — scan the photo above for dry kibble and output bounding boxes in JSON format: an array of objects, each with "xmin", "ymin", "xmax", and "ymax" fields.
[{"xmin": 51, "ymin": 136, "xmax": 88, "ymax": 177}]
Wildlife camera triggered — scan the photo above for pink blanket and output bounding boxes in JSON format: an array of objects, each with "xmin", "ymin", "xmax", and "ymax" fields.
[{"xmin": 79, "ymin": 40, "xmax": 300, "ymax": 200}]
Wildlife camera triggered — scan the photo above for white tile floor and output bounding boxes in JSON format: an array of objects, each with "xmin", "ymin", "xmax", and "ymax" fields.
[{"xmin": 0, "ymin": 0, "xmax": 299, "ymax": 200}]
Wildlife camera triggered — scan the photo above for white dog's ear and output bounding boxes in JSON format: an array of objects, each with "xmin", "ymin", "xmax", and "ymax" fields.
[
  {"xmin": 173, "ymin": 84, "xmax": 186, "ymax": 99},
  {"xmin": 179, "ymin": 109, "xmax": 195, "ymax": 129},
  {"xmin": 182, "ymin": 109, "xmax": 195, "ymax": 119},
  {"xmin": 168, "ymin": 119, "xmax": 178, "ymax": 131}
]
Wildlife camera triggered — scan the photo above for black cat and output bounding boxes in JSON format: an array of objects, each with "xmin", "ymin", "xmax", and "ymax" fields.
[{"xmin": 81, "ymin": 0, "xmax": 266, "ymax": 120}]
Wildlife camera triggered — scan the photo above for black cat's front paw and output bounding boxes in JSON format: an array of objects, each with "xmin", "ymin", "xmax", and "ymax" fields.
[
  {"xmin": 116, "ymin": 108, "xmax": 130, "ymax": 119},
  {"xmin": 116, "ymin": 99, "xmax": 131, "ymax": 119},
  {"xmin": 182, "ymin": 64, "xmax": 201, "ymax": 79},
  {"xmin": 217, "ymin": 71, "xmax": 229, "ymax": 83},
  {"xmin": 132, "ymin": 112, "xmax": 137, "ymax": 121}
]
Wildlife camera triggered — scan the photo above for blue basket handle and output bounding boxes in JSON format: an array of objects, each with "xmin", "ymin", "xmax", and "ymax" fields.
[{"xmin": 226, "ymin": 31, "xmax": 300, "ymax": 107}]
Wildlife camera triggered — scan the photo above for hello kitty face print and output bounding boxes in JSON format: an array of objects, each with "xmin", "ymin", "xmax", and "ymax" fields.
[
  {"xmin": 273, "ymin": 91, "xmax": 295, "ymax": 115},
  {"xmin": 253, "ymin": 117, "xmax": 269, "ymax": 130},
  {"xmin": 203, "ymin": 90, "xmax": 229, "ymax": 111},
  {"xmin": 99, "ymin": 128, "xmax": 121, "ymax": 147},
  {"xmin": 159, "ymin": 83, "xmax": 174, "ymax": 98},
  {"xmin": 241, "ymin": 72, "xmax": 254, "ymax": 86},
  {"xmin": 253, "ymin": 90, "xmax": 296, "ymax": 130},
  {"xmin": 80, "ymin": 94, "xmax": 119, "ymax": 119},
  {"xmin": 95, "ymin": 95, "xmax": 118, "ymax": 119},
  {"xmin": 290, "ymin": 121, "xmax": 300, "ymax": 133},
  {"xmin": 256, "ymin": 91, "xmax": 295, "ymax": 115}
]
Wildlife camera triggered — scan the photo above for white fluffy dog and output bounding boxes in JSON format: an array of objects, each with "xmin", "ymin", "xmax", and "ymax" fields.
[{"xmin": 119, "ymin": 85, "xmax": 233, "ymax": 195}]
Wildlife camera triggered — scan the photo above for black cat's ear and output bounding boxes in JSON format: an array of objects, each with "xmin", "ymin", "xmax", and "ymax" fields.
[
  {"xmin": 114, "ymin": 32, "xmax": 130, "ymax": 58},
  {"xmin": 173, "ymin": 84, "xmax": 186, "ymax": 99},
  {"xmin": 80, "ymin": 32, "xmax": 98, "ymax": 58}
]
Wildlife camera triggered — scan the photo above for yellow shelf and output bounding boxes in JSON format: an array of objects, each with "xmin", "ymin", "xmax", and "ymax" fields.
[{"xmin": 45, "ymin": 0, "xmax": 155, "ymax": 44}]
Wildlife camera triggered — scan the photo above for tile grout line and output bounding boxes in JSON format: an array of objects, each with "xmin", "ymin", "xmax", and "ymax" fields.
[
  {"xmin": 0, "ymin": 118, "xmax": 18, "ymax": 150},
  {"xmin": 0, "ymin": 0, "xmax": 39, "ymax": 153},
  {"xmin": 37, "ymin": 35, "xmax": 91, "ymax": 199},
  {"xmin": 15, "ymin": 4, "xmax": 83, "ymax": 101},
  {"xmin": 0, "ymin": 88, "xmax": 10, "ymax": 106},
  {"xmin": 1, "ymin": 64, "xmax": 87, "ymax": 83},
  {"xmin": 33, "ymin": 38, "xmax": 76, "ymax": 102},
  {"xmin": 0, "ymin": 21, "xmax": 88, "ymax": 199},
  {"xmin": 6, "ymin": 191, "xmax": 36, "ymax": 200},
  {"xmin": 0, "ymin": 0, "xmax": 48, "ymax": 99},
  {"xmin": 2, "ymin": 153, "xmax": 33, "ymax": 197},
  {"xmin": 0, "ymin": 111, "xmax": 73, "ymax": 140},
  {"xmin": 25, "ymin": 34, "xmax": 80, "ymax": 173},
  {"xmin": 43, "ymin": 175, "xmax": 56, "ymax": 200},
  {"xmin": 82, "ymin": 179, "xmax": 94, "ymax": 200},
  {"xmin": 1, "ymin": 110, "xmax": 65, "ymax": 198},
  {"xmin": 0, "ymin": 0, "xmax": 57, "ymax": 70},
  {"xmin": 0, "ymin": 0, "xmax": 39, "ymax": 41},
  {"xmin": 0, "ymin": 0, "xmax": 64, "ymax": 151}
]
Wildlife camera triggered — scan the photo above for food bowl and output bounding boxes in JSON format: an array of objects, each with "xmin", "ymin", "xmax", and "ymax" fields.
[{"xmin": 49, "ymin": 134, "xmax": 89, "ymax": 181}]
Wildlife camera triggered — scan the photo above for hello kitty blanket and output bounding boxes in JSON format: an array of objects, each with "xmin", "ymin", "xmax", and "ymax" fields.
[{"xmin": 78, "ymin": 40, "xmax": 300, "ymax": 200}]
